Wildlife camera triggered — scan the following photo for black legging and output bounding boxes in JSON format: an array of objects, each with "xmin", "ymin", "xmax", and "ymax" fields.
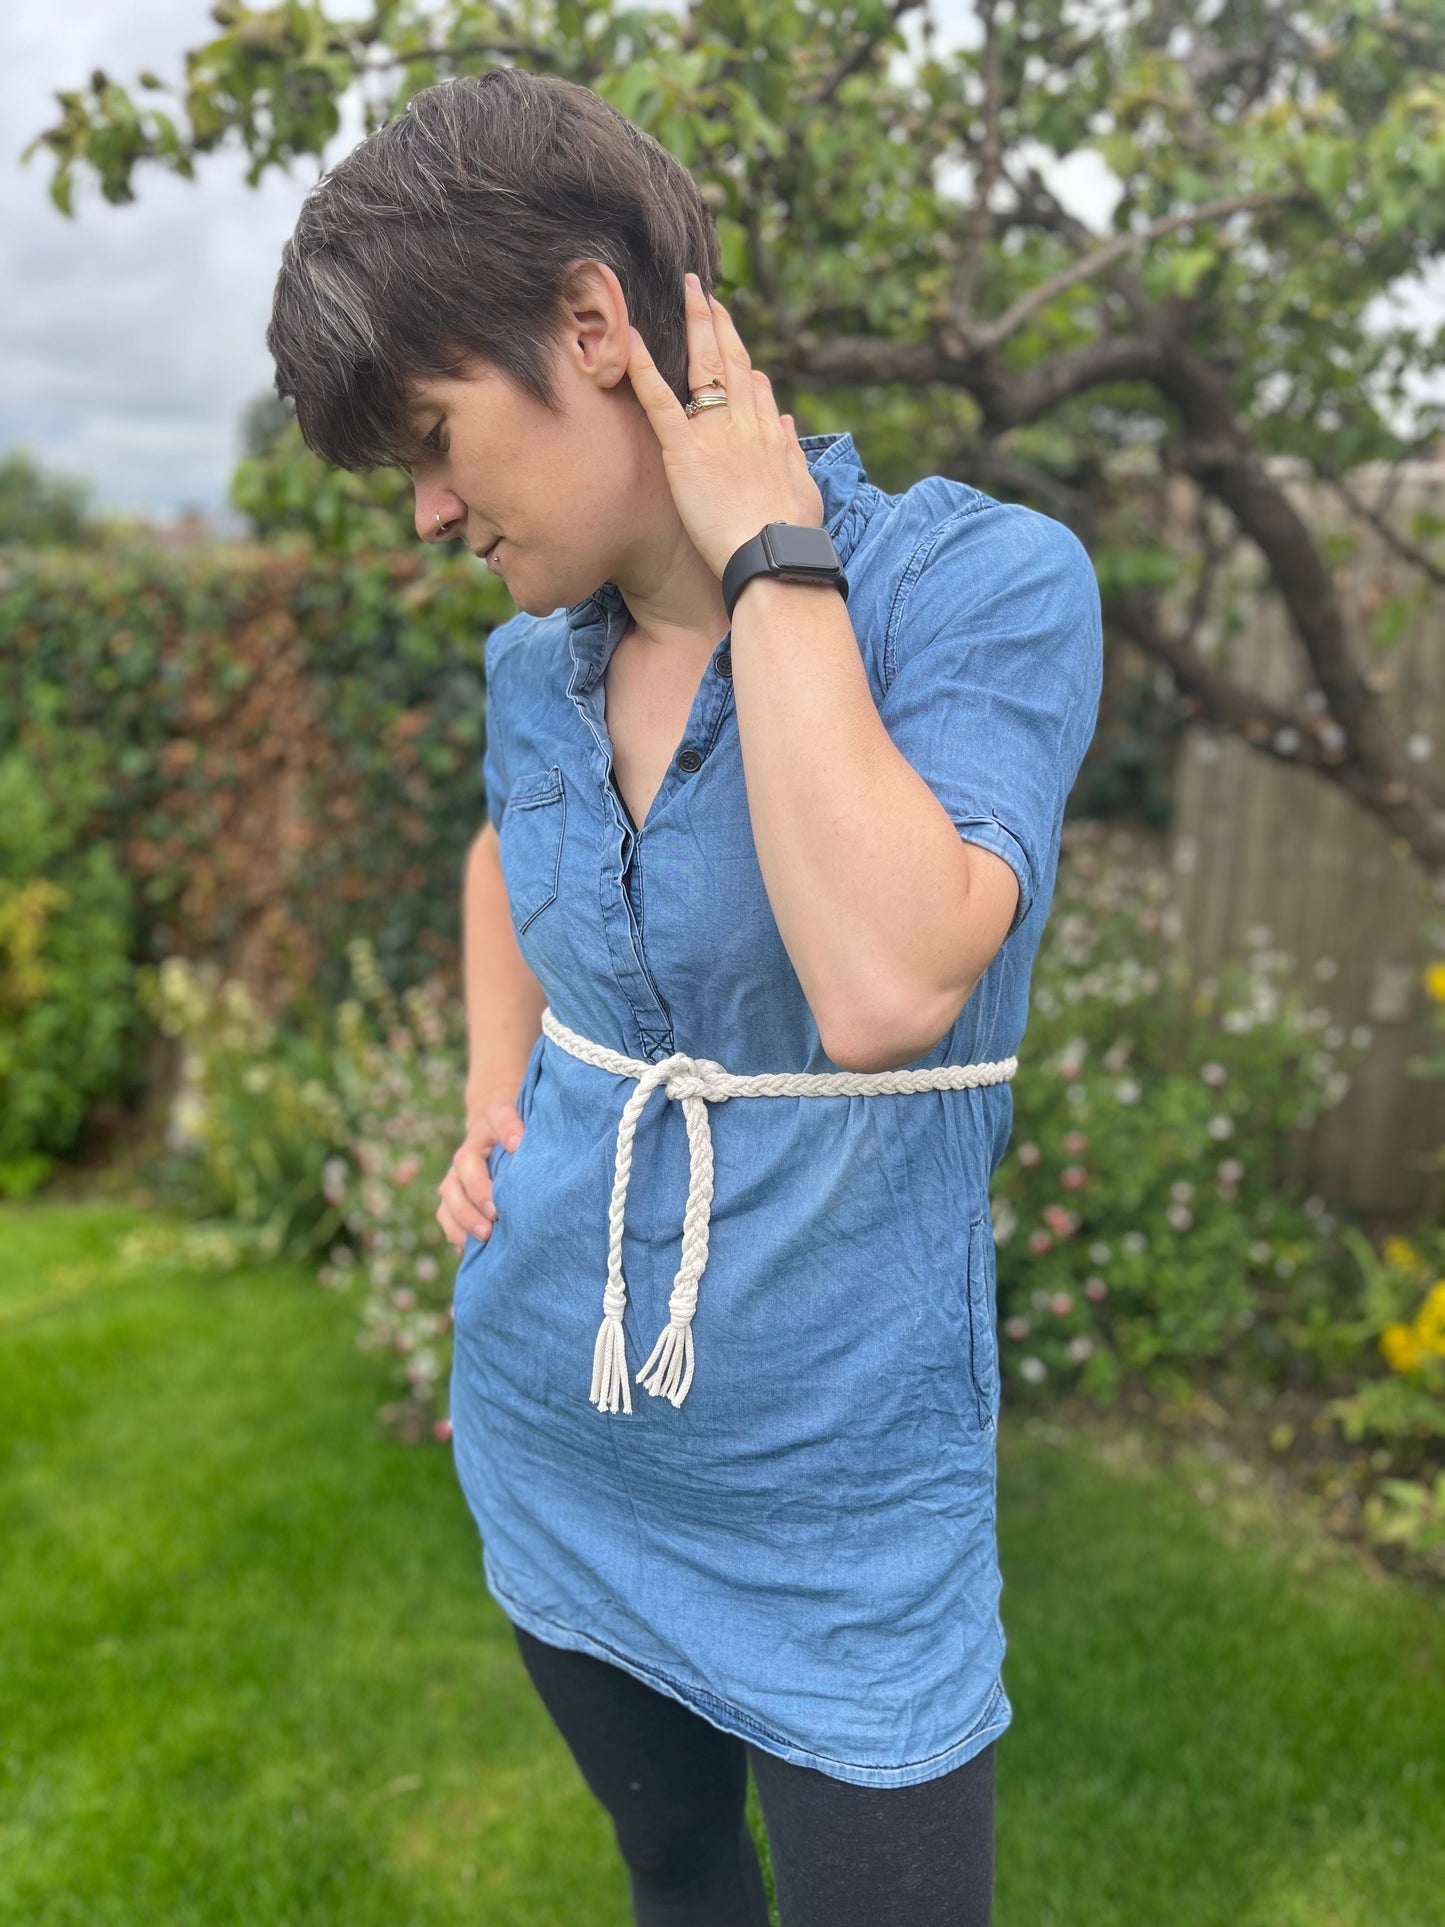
[{"xmin": 511, "ymin": 1621, "xmax": 996, "ymax": 1927}]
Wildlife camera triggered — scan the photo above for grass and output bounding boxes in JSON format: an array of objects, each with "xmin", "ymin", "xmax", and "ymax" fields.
[{"xmin": 1, "ymin": 1198, "xmax": 1441, "ymax": 1925}]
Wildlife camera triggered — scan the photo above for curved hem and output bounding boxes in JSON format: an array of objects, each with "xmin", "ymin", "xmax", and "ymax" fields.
[{"xmin": 484, "ymin": 1550, "xmax": 1012, "ymax": 1790}]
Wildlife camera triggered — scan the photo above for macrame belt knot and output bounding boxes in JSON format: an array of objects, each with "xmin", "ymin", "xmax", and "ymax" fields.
[{"xmin": 536, "ymin": 1004, "xmax": 1019, "ymax": 1417}]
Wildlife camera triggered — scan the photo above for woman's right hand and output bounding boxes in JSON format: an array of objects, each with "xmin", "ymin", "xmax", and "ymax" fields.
[{"xmin": 436, "ymin": 1091, "xmax": 526, "ymax": 1256}]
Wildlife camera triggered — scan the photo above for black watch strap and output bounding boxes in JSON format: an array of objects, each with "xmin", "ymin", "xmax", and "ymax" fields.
[{"xmin": 722, "ymin": 522, "xmax": 849, "ymax": 622}]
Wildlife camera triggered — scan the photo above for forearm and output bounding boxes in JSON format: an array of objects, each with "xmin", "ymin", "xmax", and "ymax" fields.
[
  {"xmin": 727, "ymin": 577, "xmax": 977, "ymax": 1070},
  {"xmin": 461, "ymin": 828, "xmax": 548, "ymax": 1122}
]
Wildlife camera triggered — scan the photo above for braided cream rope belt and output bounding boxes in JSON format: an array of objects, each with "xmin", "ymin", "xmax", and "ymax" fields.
[{"xmin": 537, "ymin": 1005, "xmax": 1019, "ymax": 1417}]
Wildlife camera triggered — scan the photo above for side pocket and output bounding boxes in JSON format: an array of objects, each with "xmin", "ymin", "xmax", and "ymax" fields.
[{"xmin": 966, "ymin": 1212, "xmax": 999, "ymax": 1433}]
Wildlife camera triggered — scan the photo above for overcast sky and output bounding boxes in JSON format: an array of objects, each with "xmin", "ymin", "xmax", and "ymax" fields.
[{"xmin": 3, "ymin": 2, "xmax": 1439, "ymax": 529}]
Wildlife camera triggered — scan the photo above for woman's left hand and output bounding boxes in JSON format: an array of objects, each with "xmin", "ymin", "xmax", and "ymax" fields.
[{"xmin": 627, "ymin": 274, "xmax": 826, "ymax": 582}]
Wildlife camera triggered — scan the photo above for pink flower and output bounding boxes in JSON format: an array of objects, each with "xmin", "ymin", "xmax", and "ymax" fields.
[
  {"xmin": 1018, "ymin": 1142, "xmax": 1043, "ymax": 1168},
  {"xmin": 392, "ymin": 1155, "xmax": 423, "ymax": 1188},
  {"xmin": 1062, "ymin": 1132, "xmax": 1089, "ymax": 1155},
  {"xmin": 1049, "ymin": 1291, "xmax": 1075, "ymax": 1317},
  {"xmin": 1059, "ymin": 1165, "xmax": 1088, "ymax": 1191},
  {"xmin": 1043, "ymin": 1204, "xmax": 1080, "ymax": 1237},
  {"xmin": 1083, "ymin": 1276, "xmax": 1109, "ymax": 1302},
  {"xmin": 432, "ymin": 1418, "xmax": 453, "ymax": 1443},
  {"xmin": 1028, "ymin": 1229, "xmax": 1054, "ymax": 1255},
  {"xmin": 1004, "ymin": 1316, "xmax": 1032, "ymax": 1340}
]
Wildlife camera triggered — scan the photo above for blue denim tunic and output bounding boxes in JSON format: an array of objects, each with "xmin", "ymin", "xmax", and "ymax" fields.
[{"xmin": 450, "ymin": 430, "xmax": 1103, "ymax": 1788}]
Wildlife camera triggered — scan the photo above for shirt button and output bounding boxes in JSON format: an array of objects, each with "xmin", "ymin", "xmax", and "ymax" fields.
[
  {"xmin": 676, "ymin": 748, "xmax": 703, "ymax": 773},
  {"xmin": 713, "ymin": 648, "xmax": 732, "ymax": 678}
]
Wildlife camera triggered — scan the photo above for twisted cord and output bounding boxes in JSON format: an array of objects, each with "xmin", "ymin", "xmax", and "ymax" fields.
[{"xmin": 538, "ymin": 1005, "xmax": 1018, "ymax": 1416}]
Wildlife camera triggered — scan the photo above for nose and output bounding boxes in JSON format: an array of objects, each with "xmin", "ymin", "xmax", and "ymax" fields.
[{"xmin": 414, "ymin": 489, "xmax": 464, "ymax": 543}]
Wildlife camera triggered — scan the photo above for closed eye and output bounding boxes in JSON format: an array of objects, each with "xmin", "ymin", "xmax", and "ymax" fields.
[{"xmin": 421, "ymin": 418, "xmax": 446, "ymax": 454}]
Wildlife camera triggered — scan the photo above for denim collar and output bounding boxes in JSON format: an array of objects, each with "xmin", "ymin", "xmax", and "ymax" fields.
[{"xmin": 562, "ymin": 430, "xmax": 869, "ymax": 688}]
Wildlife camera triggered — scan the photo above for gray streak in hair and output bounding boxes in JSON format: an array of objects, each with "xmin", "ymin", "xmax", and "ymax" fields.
[{"xmin": 266, "ymin": 69, "xmax": 722, "ymax": 472}]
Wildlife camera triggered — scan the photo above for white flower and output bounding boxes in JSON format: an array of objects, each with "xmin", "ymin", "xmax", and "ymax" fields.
[
  {"xmin": 1019, "ymin": 1355, "xmax": 1048, "ymax": 1384},
  {"xmin": 1122, "ymin": 1230, "xmax": 1149, "ymax": 1255},
  {"xmin": 1088, "ymin": 1241, "xmax": 1112, "ymax": 1264},
  {"xmin": 1066, "ymin": 1335, "xmax": 1095, "ymax": 1363},
  {"xmin": 1206, "ymin": 1114, "xmax": 1235, "ymax": 1140}
]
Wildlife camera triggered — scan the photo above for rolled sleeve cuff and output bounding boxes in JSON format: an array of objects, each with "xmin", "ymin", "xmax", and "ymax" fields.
[{"xmin": 952, "ymin": 812, "xmax": 1035, "ymax": 938}]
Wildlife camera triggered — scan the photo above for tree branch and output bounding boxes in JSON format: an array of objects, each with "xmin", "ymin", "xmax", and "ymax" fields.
[{"xmin": 944, "ymin": 190, "xmax": 1315, "ymax": 357}]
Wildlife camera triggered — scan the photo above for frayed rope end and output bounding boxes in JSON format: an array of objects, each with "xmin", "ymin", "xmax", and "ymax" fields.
[
  {"xmin": 636, "ymin": 1321, "xmax": 695, "ymax": 1407},
  {"xmin": 590, "ymin": 1313, "xmax": 633, "ymax": 1415}
]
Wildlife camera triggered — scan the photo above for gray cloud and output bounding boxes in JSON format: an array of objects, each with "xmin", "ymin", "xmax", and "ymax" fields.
[{"xmin": 2, "ymin": 1, "xmax": 361, "ymax": 525}]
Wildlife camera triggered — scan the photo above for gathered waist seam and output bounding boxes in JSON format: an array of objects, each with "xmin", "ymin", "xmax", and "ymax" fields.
[{"xmin": 536, "ymin": 1004, "xmax": 1019, "ymax": 1417}]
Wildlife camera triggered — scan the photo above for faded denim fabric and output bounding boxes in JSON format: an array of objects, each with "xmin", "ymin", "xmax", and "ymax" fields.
[{"xmin": 450, "ymin": 429, "xmax": 1103, "ymax": 1788}]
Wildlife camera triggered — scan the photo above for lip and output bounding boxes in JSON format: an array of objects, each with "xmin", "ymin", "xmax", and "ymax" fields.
[{"xmin": 477, "ymin": 537, "xmax": 502, "ymax": 561}]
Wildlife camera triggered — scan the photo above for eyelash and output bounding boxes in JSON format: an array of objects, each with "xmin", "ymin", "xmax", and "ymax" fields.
[{"xmin": 421, "ymin": 420, "xmax": 446, "ymax": 454}]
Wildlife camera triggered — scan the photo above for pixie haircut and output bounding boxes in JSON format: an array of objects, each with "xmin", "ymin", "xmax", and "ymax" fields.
[{"xmin": 266, "ymin": 68, "xmax": 722, "ymax": 472}]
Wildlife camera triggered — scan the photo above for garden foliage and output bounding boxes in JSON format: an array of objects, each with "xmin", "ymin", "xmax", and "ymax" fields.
[
  {"xmin": 0, "ymin": 725, "xmax": 139, "ymax": 1197},
  {"xmin": 0, "ymin": 537, "xmax": 507, "ymax": 1025}
]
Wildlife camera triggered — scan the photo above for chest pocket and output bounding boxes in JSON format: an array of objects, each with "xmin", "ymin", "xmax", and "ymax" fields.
[{"xmin": 499, "ymin": 765, "xmax": 566, "ymax": 936}]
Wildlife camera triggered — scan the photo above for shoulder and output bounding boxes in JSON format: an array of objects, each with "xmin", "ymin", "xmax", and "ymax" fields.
[
  {"xmin": 844, "ymin": 476, "xmax": 1096, "ymax": 682},
  {"xmin": 483, "ymin": 607, "xmax": 574, "ymax": 709},
  {"xmin": 873, "ymin": 486, "xmax": 1099, "ymax": 685},
  {"xmin": 887, "ymin": 483, "xmax": 1095, "ymax": 615},
  {"xmin": 485, "ymin": 607, "xmax": 543, "ymax": 679}
]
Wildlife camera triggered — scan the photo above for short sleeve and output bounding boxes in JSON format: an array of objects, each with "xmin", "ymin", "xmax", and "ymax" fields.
[
  {"xmin": 480, "ymin": 614, "xmax": 521, "ymax": 831},
  {"xmin": 878, "ymin": 502, "xmax": 1103, "ymax": 939}
]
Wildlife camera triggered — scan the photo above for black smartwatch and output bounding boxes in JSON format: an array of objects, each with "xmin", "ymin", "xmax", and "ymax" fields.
[{"xmin": 722, "ymin": 522, "xmax": 849, "ymax": 622}]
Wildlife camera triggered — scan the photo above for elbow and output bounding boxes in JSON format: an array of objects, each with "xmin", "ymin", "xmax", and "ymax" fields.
[{"xmin": 821, "ymin": 979, "xmax": 975, "ymax": 1074}]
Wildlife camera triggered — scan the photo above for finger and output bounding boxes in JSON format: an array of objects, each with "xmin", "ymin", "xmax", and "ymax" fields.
[
  {"xmin": 703, "ymin": 293, "xmax": 757, "ymax": 421},
  {"xmin": 751, "ymin": 366, "xmax": 786, "ymax": 433},
  {"xmin": 436, "ymin": 1203, "xmax": 471, "ymax": 1254},
  {"xmin": 684, "ymin": 272, "xmax": 727, "ymax": 395},
  {"xmin": 445, "ymin": 1167, "xmax": 497, "ymax": 1235},
  {"xmin": 627, "ymin": 325, "xmax": 691, "ymax": 452},
  {"xmin": 453, "ymin": 1143, "xmax": 499, "ymax": 1210}
]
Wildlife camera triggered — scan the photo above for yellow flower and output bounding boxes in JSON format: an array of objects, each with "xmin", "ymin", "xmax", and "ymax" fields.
[
  {"xmin": 1381, "ymin": 1323, "xmax": 1425, "ymax": 1374},
  {"xmin": 1424, "ymin": 961, "xmax": 1445, "ymax": 1004},
  {"xmin": 1382, "ymin": 1235, "xmax": 1424, "ymax": 1275},
  {"xmin": 1416, "ymin": 1281, "xmax": 1445, "ymax": 1353}
]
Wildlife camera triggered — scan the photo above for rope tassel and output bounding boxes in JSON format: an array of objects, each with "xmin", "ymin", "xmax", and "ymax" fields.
[
  {"xmin": 536, "ymin": 1004, "xmax": 1019, "ymax": 1421},
  {"xmin": 590, "ymin": 1279, "xmax": 632, "ymax": 1415}
]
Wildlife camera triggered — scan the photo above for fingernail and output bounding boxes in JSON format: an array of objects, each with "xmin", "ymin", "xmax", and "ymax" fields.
[
  {"xmin": 487, "ymin": 1202, "xmax": 499, "ymax": 1220},
  {"xmin": 506, "ymin": 1134, "xmax": 521, "ymax": 1150},
  {"xmin": 474, "ymin": 1220, "xmax": 491, "ymax": 1238},
  {"xmin": 686, "ymin": 272, "xmax": 699, "ymax": 289}
]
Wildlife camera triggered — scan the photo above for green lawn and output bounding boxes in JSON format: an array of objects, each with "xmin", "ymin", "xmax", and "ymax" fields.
[{"xmin": 1, "ymin": 1199, "xmax": 1441, "ymax": 1925}]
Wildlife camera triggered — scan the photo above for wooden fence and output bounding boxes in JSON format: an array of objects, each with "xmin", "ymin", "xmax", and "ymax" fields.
[{"xmin": 1157, "ymin": 458, "xmax": 1443, "ymax": 1223}]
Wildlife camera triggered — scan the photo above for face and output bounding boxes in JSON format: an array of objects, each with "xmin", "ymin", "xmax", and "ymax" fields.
[{"xmin": 402, "ymin": 262, "xmax": 678, "ymax": 618}]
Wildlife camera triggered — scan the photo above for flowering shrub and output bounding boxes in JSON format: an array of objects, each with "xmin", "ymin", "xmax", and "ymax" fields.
[
  {"xmin": 134, "ymin": 955, "xmax": 349, "ymax": 1265},
  {"xmin": 992, "ymin": 819, "xmax": 1370, "ymax": 1404},
  {"xmin": 316, "ymin": 938, "xmax": 468, "ymax": 1443},
  {"xmin": 130, "ymin": 939, "xmax": 466, "ymax": 1442}
]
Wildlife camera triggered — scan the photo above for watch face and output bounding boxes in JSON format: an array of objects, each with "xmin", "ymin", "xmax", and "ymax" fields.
[{"xmin": 763, "ymin": 522, "xmax": 840, "ymax": 574}]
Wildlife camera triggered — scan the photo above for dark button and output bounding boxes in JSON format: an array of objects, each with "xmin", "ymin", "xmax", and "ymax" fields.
[
  {"xmin": 677, "ymin": 748, "xmax": 703, "ymax": 773},
  {"xmin": 713, "ymin": 648, "xmax": 732, "ymax": 679}
]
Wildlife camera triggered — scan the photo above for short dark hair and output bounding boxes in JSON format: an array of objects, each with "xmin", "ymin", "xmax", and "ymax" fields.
[{"xmin": 266, "ymin": 68, "xmax": 721, "ymax": 471}]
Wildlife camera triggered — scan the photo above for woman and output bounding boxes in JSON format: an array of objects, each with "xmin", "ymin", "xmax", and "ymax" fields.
[{"xmin": 268, "ymin": 67, "xmax": 1102, "ymax": 1926}]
